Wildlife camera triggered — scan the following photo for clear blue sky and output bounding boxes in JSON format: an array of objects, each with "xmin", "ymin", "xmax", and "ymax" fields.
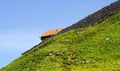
[{"xmin": 0, "ymin": 0, "xmax": 117, "ymax": 68}]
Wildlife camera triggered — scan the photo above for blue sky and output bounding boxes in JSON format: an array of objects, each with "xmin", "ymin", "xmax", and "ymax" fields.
[{"xmin": 0, "ymin": 0, "xmax": 117, "ymax": 68}]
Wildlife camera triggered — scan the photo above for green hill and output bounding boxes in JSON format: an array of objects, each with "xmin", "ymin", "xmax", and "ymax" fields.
[{"xmin": 1, "ymin": 10, "xmax": 120, "ymax": 71}]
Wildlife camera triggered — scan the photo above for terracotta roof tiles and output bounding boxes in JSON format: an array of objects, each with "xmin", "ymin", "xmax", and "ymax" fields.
[{"xmin": 41, "ymin": 29, "xmax": 62, "ymax": 37}]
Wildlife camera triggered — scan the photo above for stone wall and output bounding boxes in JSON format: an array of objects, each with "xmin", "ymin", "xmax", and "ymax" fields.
[{"xmin": 58, "ymin": 0, "xmax": 120, "ymax": 34}]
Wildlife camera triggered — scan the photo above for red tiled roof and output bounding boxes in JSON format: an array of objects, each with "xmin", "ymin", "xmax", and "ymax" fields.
[{"xmin": 41, "ymin": 29, "xmax": 62, "ymax": 37}]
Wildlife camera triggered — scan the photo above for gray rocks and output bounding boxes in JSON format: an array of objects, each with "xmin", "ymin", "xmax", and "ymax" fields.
[{"xmin": 58, "ymin": 0, "xmax": 120, "ymax": 34}]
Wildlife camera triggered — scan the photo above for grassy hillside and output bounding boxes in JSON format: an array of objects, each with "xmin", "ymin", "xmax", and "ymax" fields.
[{"xmin": 1, "ymin": 12, "xmax": 120, "ymax": 71}]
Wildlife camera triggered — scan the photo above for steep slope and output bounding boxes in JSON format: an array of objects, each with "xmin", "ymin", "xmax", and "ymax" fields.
[{"xmin": 1, "ymin": 11, "xmax": 120, "ymax": 71}]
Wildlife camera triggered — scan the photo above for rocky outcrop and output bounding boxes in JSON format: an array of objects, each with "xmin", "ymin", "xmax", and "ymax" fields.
[{"xmin": 58, "ymin": 0, "xmax": 120, "ymax": 34}]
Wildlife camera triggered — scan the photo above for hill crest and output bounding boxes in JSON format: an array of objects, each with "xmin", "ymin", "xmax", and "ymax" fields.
[
  {"xmin": 22, "ymin": 0, "xmax": 120, "ymax": 55},
  {"xmin": 58, "ymin": 0, "xmax": 120, "ymax": 34}
]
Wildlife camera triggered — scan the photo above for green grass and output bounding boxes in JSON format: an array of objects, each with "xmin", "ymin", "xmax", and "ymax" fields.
[{"xmin": 1, "ymin": 12, "xmax": 120, "ymax": 71}]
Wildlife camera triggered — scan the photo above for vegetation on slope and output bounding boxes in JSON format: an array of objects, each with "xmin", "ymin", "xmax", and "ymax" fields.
[{"xmin": 1, "ymin": 12, "xmax": 120, "ymax": 71}]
